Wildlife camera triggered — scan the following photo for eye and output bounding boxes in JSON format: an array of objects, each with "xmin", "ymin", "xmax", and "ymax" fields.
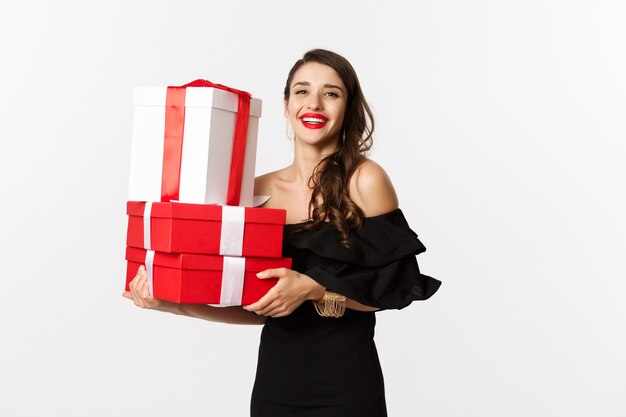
[
  {"xmin": 294, "ymin": 89, "xmax": 307, "ymax": 95},
  {"xmin": 324, "ymin": 91, "xmax": 340, "ymax": 98}
]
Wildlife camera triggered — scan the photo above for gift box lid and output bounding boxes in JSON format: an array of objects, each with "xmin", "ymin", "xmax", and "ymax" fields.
[
  {"xmin": 126, "ymin": 201, "xmax": 286, "ymax": 225},
  {"xmin": 134, "ymin": 86, "xmax": 262, "ymax": 117},
  {"xmin": 126, "ymin": 247, "xmax": 291, "ymax": 271}
]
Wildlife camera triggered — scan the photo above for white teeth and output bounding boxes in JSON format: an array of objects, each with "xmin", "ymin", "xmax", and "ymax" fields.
[{"xmin": 302, "ymin": 117, "xmax": 326, "ymax": 123}]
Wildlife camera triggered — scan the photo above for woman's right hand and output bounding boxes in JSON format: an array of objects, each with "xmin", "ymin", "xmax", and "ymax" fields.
[{"xmin": 122, "ymin": 265, "xmax": 168, "ymax": 310}]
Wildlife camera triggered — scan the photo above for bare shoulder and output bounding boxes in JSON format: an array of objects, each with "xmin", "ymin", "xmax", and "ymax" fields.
[
  {"xmin": 349, "ymin": 158, "xmax": 399, "ymax": 217},
  {"xmin": 254, "ymin": 169, "xmax": 283, "ymax": 196}
]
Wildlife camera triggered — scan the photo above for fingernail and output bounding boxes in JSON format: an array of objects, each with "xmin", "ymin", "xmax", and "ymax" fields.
[{"xmin": 256, "ymin": 272, "xmax": 264, "ymax": 277}]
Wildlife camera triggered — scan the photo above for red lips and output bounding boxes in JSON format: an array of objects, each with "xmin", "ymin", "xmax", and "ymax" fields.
[{"xmin": 300, "ymin": 113, "xmax": 328, "ymax": 130}]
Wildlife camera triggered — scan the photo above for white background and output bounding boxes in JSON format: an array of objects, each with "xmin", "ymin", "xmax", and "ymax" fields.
[{"xmin": 1, "ymin": 1, "xmax": 624, "ymax": 416}]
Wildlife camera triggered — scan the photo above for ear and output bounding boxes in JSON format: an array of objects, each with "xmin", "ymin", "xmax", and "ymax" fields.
[{"xmin": 283, "ymin": 101, "xmax": 288, "ymax": 118}]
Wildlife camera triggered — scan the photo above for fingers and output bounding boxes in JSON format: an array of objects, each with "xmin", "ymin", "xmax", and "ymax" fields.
[
  {"xmin": 250, "ymin": 299, "xmax": 289, "ymax": 317},
  {"xmin": 128, "ymin": 265, "xmax": 152, "ymax": 308},
  {"xmin": 269, "ymin": 308, "xmax": 292, "ymax": 318},
  {"xmin": 246, "ymin": 269, "xmax": 303, "ymax": 317},
  {"xmin": 244, "ymin": 288, "xmax": 295, "ymax": 317},
  {"xmin": 245, "ymin": 270, "xmax": 288, "ymax": 312},
  {"xmin": 256, "ymin": 268, "xmax": 288, "ymax": 279},
  {"xmin": 244, "ymin": 290, "xmax": 274, "ymax": 313},
  {"xmin": 257, "ymin": 299, "xmax": 283, "ymax": 317},
  {"xmin": 265, "ymin": 302, "xmax": 293, "ymax": 318},
  {"xmin": 128, "ymin": 268, "xmax": 143, "ymax": 307}
]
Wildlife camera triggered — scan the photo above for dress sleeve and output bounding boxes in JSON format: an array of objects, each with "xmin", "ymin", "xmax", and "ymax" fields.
[{"xmin": 285, "ymin": 209, "xmax": 442, "ymax": 310}]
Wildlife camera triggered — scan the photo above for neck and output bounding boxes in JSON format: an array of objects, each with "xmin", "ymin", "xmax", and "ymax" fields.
[{"xmin": 286, "ymin": 137, "xmax": 339, "ymax": 185}]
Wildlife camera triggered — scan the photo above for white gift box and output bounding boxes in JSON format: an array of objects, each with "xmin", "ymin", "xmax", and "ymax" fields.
[{"xmin": 128, "ymin": 85, "xmax": 262, "ymax": 206}]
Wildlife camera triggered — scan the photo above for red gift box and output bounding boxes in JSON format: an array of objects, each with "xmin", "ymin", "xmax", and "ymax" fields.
[
  {"xmin": 126, "ymin": 201, "xmax": 286, "ymax": 258},
  {"xmin": 125, "ymin": 247, "xmax": 292, "ymax": 305}
]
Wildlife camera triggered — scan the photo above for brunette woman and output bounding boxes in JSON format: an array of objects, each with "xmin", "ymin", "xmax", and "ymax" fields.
[{"xmin": 124, "ymin": 49, "xmax": 440, "ymax": 417}]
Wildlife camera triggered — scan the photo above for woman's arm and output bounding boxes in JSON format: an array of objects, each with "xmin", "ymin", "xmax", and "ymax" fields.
[
  {"xmin": 123, "ymin": 266, "xmax": 265, "ymax": 325},
  {"xmin": 345, "ymin": 298, "xmax": 379, "ymax": 312},
  {"xmin": 244, "ymin": 268, "xmax": 380, "ymax": 316},
  {"xmin": 341, "ymin": 158, "xmax": 400, "ymax": 312}
]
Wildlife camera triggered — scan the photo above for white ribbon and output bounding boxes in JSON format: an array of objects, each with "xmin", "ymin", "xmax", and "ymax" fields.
[
  {"xmin": 145, "ymin": 250, "xmax": 155, "ymax": 296},
  {"xmin": 219, "ymin": 205, "xmax": 245, "ymax": 256},
  {"xmin": 219, "ymin": 256, "xmax": 246, "ymax": 306},
  {"xmin": 143, "ymin": 201, "xmax": 153, "ymax": 250}
]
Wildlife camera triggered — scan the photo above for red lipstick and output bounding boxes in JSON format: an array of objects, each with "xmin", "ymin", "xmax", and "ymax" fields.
[{"xmin": 300, "ymin": 113, "xmax": 328, "ymax": 130}]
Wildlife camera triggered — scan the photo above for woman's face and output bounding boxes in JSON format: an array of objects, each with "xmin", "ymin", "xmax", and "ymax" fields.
[{"xmin": 285, "ymin": 62, "xmax": 347, "ymax": 148}]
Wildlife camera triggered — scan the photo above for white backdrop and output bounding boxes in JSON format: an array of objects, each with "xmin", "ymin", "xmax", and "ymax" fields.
[{"xmin": 1, "ymin": 1, "xmax": 624, "ymax": 416}]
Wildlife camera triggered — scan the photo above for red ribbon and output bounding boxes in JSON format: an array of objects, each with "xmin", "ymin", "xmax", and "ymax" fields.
[{"xmin": 161, "ymin": 80, "xmax": 252, "ymax": 205}]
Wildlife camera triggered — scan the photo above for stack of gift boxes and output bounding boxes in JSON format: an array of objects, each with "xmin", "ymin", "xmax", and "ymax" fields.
[{"xmin": 124, "ymin": 80, "xmax": 291, "ymax": 306}]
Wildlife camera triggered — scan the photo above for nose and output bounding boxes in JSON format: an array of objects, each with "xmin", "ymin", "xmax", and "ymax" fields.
[{"xmin": 306, "ymin": 94, "xmax": 322, "ymax": 110}]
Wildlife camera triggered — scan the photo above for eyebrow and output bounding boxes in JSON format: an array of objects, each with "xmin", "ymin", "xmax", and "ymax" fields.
[{"xmin": 292, "ymin": 81, "xmax": 344, "ymax": 93}]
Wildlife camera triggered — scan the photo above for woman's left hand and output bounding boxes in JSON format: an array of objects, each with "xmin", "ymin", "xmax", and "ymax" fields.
[{"xmin": 244, "ymin": 268, "xmax": 325, "ymax": 317}]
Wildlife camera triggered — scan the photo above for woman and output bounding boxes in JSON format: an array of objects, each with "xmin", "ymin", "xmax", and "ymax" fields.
[{"xmin": 124, "ymin": 49, "xmax": 441, "ymax": 416}]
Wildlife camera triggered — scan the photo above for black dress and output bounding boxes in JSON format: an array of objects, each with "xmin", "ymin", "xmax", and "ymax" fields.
[{"xmin": 250, "ymin": 209, "xmax": 441, "ymax": 417}]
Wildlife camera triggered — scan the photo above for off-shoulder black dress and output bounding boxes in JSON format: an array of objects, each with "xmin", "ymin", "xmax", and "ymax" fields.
[{"xmin": 250, "ymin": 209, "xmax": 440, "ymax": 417}]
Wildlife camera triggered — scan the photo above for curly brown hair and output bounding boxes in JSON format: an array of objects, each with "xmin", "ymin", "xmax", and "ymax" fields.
[{"xmin": 284, "ymin": 49, "xmax": 375, "ymax": 247}]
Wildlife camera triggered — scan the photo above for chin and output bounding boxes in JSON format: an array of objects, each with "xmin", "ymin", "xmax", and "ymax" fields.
[
  {"xmin": 298, "ymin": 137, "xmax": 340, "ymax": 152},
  {"xmin": 298, "ymin": 131, "xmax": 340, "ymax": 146}
]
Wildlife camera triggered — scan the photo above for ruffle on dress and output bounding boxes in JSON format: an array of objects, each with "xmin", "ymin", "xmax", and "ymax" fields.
[{"xmin": 284, "ymin": 209, "xmax": 441, "ymax": 310}]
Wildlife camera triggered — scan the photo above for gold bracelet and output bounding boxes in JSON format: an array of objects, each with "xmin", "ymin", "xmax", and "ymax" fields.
[{"xmin": 313, "ymin": 291, "xmax": 347, "ymax": 318}]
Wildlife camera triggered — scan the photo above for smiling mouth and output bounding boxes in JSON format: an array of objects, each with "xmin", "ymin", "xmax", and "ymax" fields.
[{"xmin": 300, "ymin": 113, "xmax": 328, "ymax": 129}]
